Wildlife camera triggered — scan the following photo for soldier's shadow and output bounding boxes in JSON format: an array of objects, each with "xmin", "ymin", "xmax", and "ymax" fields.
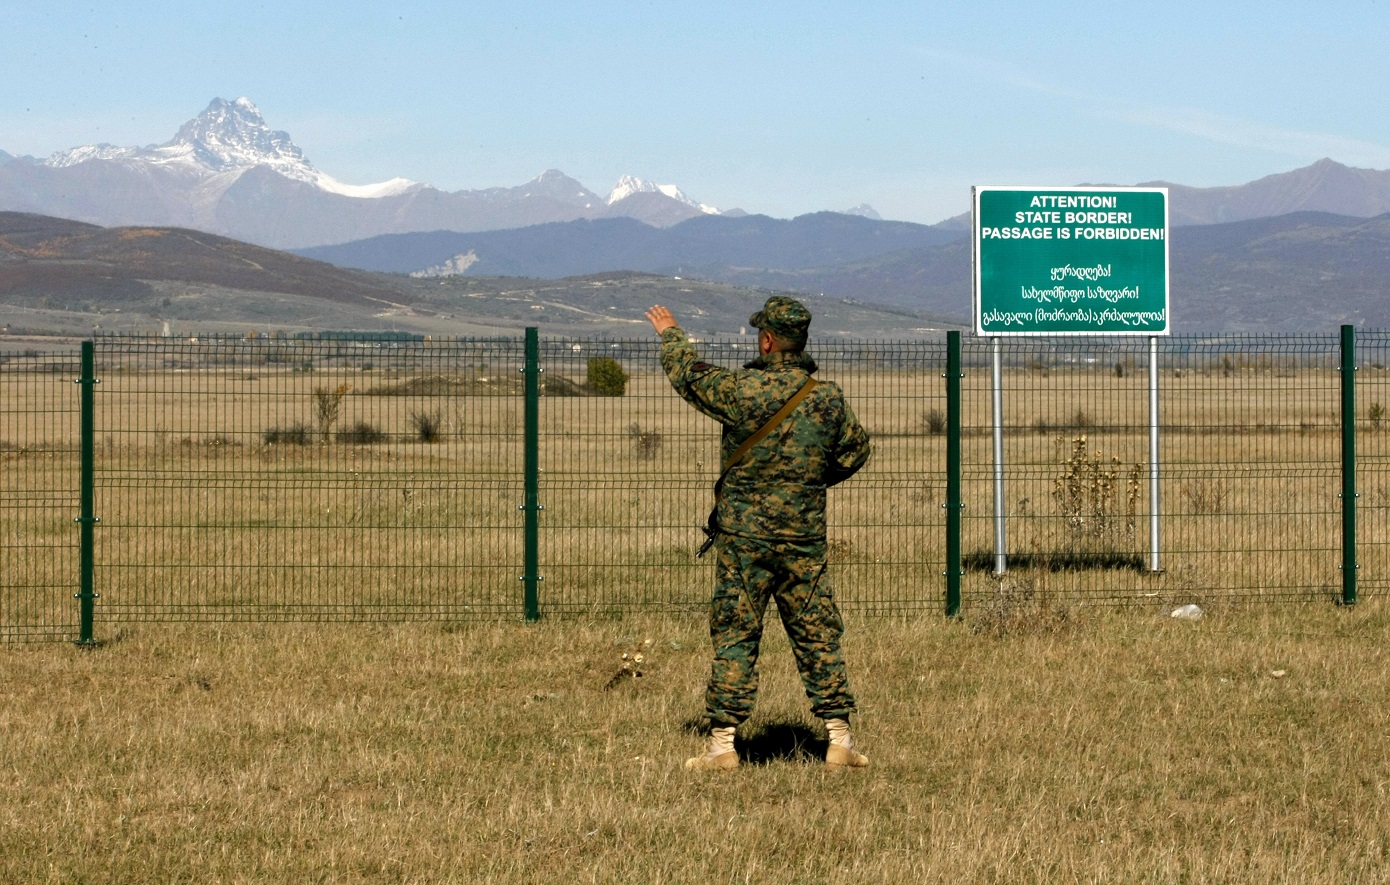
[{"xmin": 682, "ymin": 716, "xmax": 826, "ymax": 765}]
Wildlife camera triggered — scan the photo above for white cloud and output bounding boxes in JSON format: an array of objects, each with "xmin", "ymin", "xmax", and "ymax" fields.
[
  {"xmin": 918, "ymin": 45, "xmax": 1390, "ymax": 171},
  {"xmin": 1117, "ymin": 106, "xmax": 1390, "ymax": 170}
]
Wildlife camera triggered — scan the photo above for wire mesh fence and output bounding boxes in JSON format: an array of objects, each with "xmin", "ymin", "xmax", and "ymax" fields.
[
  {"xmin": 958, "ymin": 334, "xmax": 1349, "ymax": 606},
  {"xmin": 1359, "ymin": 331, "xmax": 1390, "ymax": 598},
  {"xmin": 533, "ymin": 338, "xmax": 948, "ymax": 617},
  {"xmin": 1, "ymin": 330, "xmax": 1383, "ymax": 641},
  {"xmin": 1, "ymin": 345, "xmax": 81, "ymax": 641},
  {"xmin": 89, "ymin": 336, "xmax": 526, "ymax": 624}
]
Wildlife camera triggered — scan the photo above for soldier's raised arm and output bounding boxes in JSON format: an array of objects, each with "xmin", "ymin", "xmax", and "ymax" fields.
[{"xmin": 646, "ymin": 304, "xmax": 745, "ymax": 426}]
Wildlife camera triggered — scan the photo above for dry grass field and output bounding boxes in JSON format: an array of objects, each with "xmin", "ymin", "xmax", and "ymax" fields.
[{"xmin": 4, "ymin": 605, "xmax": 1390, "ymax": 882}]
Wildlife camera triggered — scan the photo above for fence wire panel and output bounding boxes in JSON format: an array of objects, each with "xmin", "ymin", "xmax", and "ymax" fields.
[
  {"xmin": 959, "ymin": 334, "xmax": 1344, "ymax": 607},
  {"xmin": 92, "ymin": 337, "xmax": 524, "ymax": 622},
  {"xmin": 0, "ymin": 345, "xmax": 81, "ymax": 641},
  {"xmin": 537, "ymin": 339, "xmax": 714, "ymax": 616},
  {"xmin": 533, "ymin": 338, "xmax": 946, "ymax": 617},
  {"xmin": 821, "ymin": 341, "xmax": 946, "ymax": 613},
  {"xmin": 1360, "ymin": 330, "xmax": 1390, "ymax": 597},
  {"xmin": 1161, "ymin": 335, "xmax": 1343, "ymax": 602}
]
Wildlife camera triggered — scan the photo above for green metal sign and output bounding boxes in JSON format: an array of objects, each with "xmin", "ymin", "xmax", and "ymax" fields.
[{"xmin": 973, "ymin": 186, "xmax": 1169, "ymax": 336}]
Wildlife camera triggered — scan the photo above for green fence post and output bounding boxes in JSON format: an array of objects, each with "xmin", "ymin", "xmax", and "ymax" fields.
[
  {"xmin": 1340, "ymin": 324, "xmax": 1358, "ymax": 606},
  {"xmin": 75, "ymin": 340, "xmax": 100, "ymax": 645},
  {"xmin": 945, "ymin": 331, "xmax": 963, "ymax": 618},
  {"xmin": 521, "ymin": 328, "xmax": 542, "ymax": 621}
]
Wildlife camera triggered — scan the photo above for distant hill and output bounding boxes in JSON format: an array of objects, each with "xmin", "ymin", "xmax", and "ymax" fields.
[
  {"xmin": 1150, "ymin": 159, "xmax": 1390, "ymax": 226},
  {"xmin": 307, "ymin": 208, "xmax": 1390, "ymax": 334},
  {"xmin": 0, "ymin": 212, "xmax": 957, "ymax": 339},
  {"xmin": 710, "ymin": 211, "xmax": 1390, "ymax": 333},
  {"xmin": 927, "ymin": 159, "xmax": 1390, "ymax": 232},
  {"xmin": 0, "ymin": 212, "xmax": 418, "ymax": 310},
  {"xmin": 7, "ymin": 208, "xmax": 1390, "ymax": 338},
  {"xmin": 295, "ymin": 212, "xmax": 965, "ymax": 277}
]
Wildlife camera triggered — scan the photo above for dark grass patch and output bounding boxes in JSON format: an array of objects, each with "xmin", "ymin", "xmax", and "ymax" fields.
[{"xmin": 964, "ymin": 549, "xmax": 1148, "ymax": 572}]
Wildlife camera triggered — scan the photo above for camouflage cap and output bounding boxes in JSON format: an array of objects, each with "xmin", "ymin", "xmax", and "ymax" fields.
[{"xmin": 749, "ymin": 295, "xmax": 812, "ymax": 345}]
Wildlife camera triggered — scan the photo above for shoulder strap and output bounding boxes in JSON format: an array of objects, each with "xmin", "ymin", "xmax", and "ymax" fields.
[
  {"xmin": 719, "ymin": 377, "xmax": 818, "ymax": 476},
  {"xmin": 698, "ymin": 376, "xmax": 819, "ymax": 558}
]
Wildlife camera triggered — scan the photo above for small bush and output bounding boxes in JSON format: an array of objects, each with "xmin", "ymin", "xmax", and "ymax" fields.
[
  {"xmin": 1369, "ymin": 402, "xmax": 1385, "ymax": 431},
  {"xmin": 1051, "ymin": 435, "xmax": 1142, "ymax": 546},
  {"xmin": 410, "ymin": 410, "xmax": 443, "ymax": 443},
  {"xmin": 1034, "ymin": 409, "xmax": 1094, "ymax": 435},
  {"xmin": 588, "ymin": 357, "xmax": 629, "ymax": 396},
  {"xmin": 1181, "ymin": 478, "xmax": 1228, "ymax": 515},
  {"xmin": 629, "ymin": 423, "xmax": 662, "ymax": 459},
  {"xmin": 971, "ymin": 577, "xmax": 1070, "ymax": 638},
  {"xmin": 922, "ymin": 408, "xmax": 946, "ymax": 435},
  {"xmin": 337, "ymin": 421, "xmax": 386, "ymax": 445},
  {"xmin": 313, "ymin": 383, "xmax": 351, "ymax": 444},
  {"xmin": 263, "ymin": 423, "xmax": 311, "ymax": 445},
  {"xmin": 1114, "ymin": 361, "xmax": 1125, "ymax": 378}
]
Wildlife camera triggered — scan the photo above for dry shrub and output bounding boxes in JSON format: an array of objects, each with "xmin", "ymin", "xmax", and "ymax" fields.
[
  {"xmin": 1181, "ymin": 478, "xmax": 1229, "ymax": 515},
  {"xmin": 1051, "ymin": 435, "xmax": 1142, "ymax": 546},
  {"xmin": 922, "ymin": 408, "xmax": 946, "ymax": 435},
  {"xmin": 1034, "ymin": 409, "xmax": 1094, "ymax": 435},
  {"xmin": 337, "ymin": 421, "xmax": 386, "ymax": 445},
  {"xmin": 970, "ymin": 576, "xmax": 1071, "ymax": 638},
  {"xmin": 602, "ymin": 637, "xmax": 653, "ymax": 690},
  {"xmin": 628, "ymin": 423, "xmax": 662, "ymax": 459},
  {"xmin": 262, "ymin": 422, "xmax": 312, "ymax": 445},
  {"xmin": 410, "ymin": 409, "xmax": 443, "ymax": 443},
  {"xmin": 313, "ymin": 383, "xmax": 351, "ymax": 444}
]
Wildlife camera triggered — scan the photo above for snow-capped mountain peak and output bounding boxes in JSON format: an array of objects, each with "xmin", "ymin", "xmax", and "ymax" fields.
[
  {"xmin": 42, "ymin": 96, "xmax": 418, "ymax": 198},
  {"xmin": 164, "ymin": 97, "xmax": 307, "ymax": 174},
  {"xmin": 43, "ymin": 143, "xmax": 139, "ymax": 167},
  {"xmin": 607, "ymin": 175, "xmax": 719, "ymax": 214},
  {"xmin": 840, "ymin": 203, "xmax": 883, "ymax": 220}
]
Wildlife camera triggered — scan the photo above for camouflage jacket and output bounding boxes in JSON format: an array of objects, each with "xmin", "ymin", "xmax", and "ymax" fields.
[{"xmin": 658, "ymin": 326, "xmax": 871, "ymax": 541}]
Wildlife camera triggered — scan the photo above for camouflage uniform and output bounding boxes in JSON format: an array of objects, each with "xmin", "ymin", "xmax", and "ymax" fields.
[{"xmin": 658, "ymin": 297, "xmax": 871, "ymax": 727}]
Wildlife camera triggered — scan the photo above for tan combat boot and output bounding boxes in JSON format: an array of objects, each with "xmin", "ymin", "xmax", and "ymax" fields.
[
  {"xmin": 685, "ymin": 725, "xmax": 738, "ymax": 771},
  {"xmin": 824, "ymin": 717, "xmax": 869, "ymax": 768}
]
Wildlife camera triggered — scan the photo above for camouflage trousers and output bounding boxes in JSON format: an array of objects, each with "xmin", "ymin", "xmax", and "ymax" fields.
[{"xmin": 704, "ymin": 534, "xmax": 856, "ymax": 727}]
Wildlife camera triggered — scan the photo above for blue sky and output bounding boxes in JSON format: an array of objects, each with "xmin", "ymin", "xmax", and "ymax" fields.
[{"xmin": 4, "ymin": 1, "xmax": 1388, "ymax": 225}]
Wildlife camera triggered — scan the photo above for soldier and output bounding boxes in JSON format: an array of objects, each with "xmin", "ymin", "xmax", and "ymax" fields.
[{"xmin": 645, "ymin": 296, "xmax": 872, "ymax": 771}]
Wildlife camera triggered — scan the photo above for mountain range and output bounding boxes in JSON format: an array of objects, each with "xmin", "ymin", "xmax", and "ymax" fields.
[
  {"xmin": 9, "ymin": 98, "xmax": 1390, "ymax": 252},
  {"xmin": 0, "ymin": 98, "xmax": 732, "ymax": 251}
]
